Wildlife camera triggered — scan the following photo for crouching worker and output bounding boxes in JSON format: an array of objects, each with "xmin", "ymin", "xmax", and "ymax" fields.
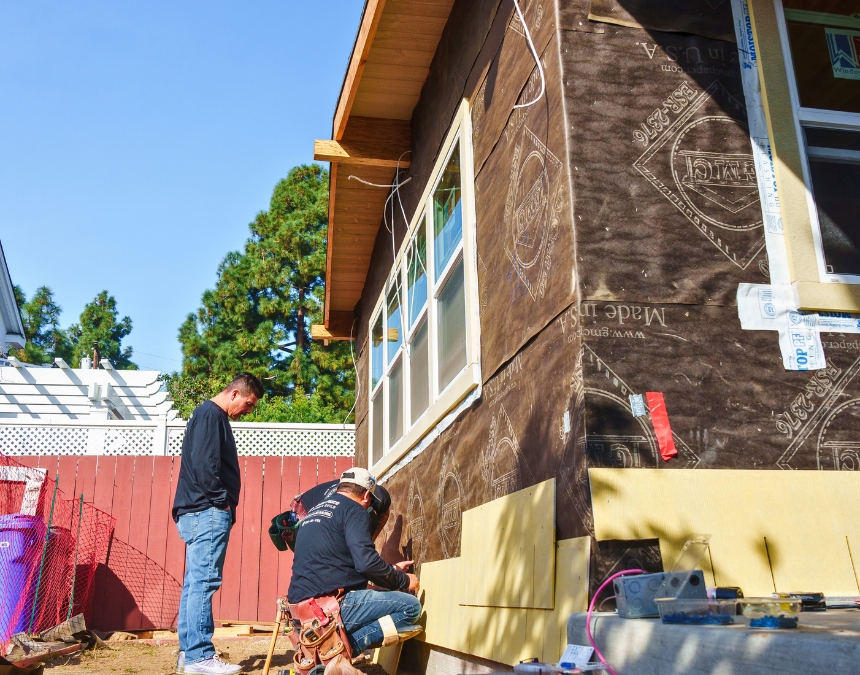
[{"xmin": 287, "ymin": 468, "xmax": 421, "ymax": 673}]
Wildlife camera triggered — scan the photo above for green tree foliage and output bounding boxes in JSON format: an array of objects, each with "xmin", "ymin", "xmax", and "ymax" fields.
[
  {"xmin": 169, "ymin": 164, "xmax": 355, "ymax": 422},
  {"xmin": 11, "ymin": 285, "xmax": 73, "ymax": 364},
  {"xmin": 67, "ymin": 291, "xmax": 137, "ymax": 369}
]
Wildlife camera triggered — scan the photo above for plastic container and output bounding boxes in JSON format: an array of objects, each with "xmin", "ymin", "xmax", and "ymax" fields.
[
  {"xmin": 739, "ymin": 598, "xmax": 801, "ymax": 629},
  {"xmin": 0, "ymin": 514, "xmax": 47, "ymax": 639},
  {"xmin": 656, "ymin": 598, "xmax": 737, "ymax": 625}
]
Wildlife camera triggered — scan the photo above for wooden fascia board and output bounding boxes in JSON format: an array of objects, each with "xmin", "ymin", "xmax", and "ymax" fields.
[
  {"xmin": 312, "ymin": 311, "xmax": 356, "ymax": 341},
  {"xmin": 325, "ymin": 163, "xmax": 338, "ymax": 327},
  {"xmin": 332, "ymin": 0, "xmax": 388, "ymax": 141}
]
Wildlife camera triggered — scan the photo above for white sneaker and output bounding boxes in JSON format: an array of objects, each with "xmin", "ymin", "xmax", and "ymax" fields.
[
  {"xmin": 175, "ymin": 651, "xmax": 186, "ymax": 673},
  {"xmin": 184, "ymin": 656, "xmax": 242, "ymax": 674}
]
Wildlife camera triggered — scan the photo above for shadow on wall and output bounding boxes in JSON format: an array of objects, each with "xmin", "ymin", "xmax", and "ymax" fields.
[{"xmin": 93, "ymin": 538, "xmax": 182, "ymax": 631}]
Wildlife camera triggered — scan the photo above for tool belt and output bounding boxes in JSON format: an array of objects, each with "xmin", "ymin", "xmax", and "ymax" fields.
[{"xmin": 282, "ymin": 592, "xmax": 353, "ymax": 675}]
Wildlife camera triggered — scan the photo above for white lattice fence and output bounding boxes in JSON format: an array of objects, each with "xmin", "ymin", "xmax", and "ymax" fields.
[{"xmin": 0, "ymin": 420, "xmax": 354, "ymax": 456}]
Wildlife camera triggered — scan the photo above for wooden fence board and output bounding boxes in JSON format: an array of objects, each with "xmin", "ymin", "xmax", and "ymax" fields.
[
  {"xmin": 75, "ymin": 456, "xmax": 98, "ymax": 504},
  {"xmin": 163, "ymin": 458, "xmax": 185, "ymax": 629},
  {"xmin": 238, "ymin": 457, "xmax": 265, "ymax": 621},
  {"xmin": 90, "ymin": 456, "xmax": 117, "ymax": 629},
  {"xmin": 217, "ymin": 459, "xmax": 246, "ymax": 622},
  {"xmin": 126, "ymin": 456, "xmax": 155, "ymax": 630},
  {"xmin": 258, "ymin": 457, "xmax": 283, "ymax": 621},
  {"xmin": 105, "ymin": 457, "xmax": 137, "ymax": 631},
  {"xmin": 142, "ymin": 457, "xmax": 173, "ymax": 628},
  {"xmin": 57, "ymin": 456, "xmax": 78, "ymax": 499}
]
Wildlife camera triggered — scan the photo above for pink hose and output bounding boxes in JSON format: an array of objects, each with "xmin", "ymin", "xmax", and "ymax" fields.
[{"xmin": 585, "ymin": 569, "xmax": 645, "ymax": 675}]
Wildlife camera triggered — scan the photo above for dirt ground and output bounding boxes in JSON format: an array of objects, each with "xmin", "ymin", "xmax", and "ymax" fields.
[{"xmin": 40, "ymin": 638, "xmax": 325, "ymax": 675}]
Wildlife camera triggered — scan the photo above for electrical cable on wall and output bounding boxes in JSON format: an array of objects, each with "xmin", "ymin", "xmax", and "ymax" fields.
[{"xmin": 512, "ymin": 0, "xmax": 545, "ymax": 109}]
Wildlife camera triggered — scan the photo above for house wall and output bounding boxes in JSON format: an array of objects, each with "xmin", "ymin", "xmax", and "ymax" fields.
[{"xmin": 353, "ymin": 0, "xmax": 860, "ymax": 634}]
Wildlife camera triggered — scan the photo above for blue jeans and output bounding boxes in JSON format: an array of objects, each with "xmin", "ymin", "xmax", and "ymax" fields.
[
  {"xmin": 176, "ymin": 507, "xmax": 232, "ymax": 664},
  {"xmin": 339, "ymin": 589, "xmax": 422, "ymax": 652}
]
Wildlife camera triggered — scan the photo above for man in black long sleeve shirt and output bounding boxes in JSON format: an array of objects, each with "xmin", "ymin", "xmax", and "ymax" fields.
[
  {"xmin": 172, "ymin": 373, "xmax": 262, "ymax": 675},
  {"xmin": 288, "ymin": 468, "xmax": 422, "ymax": 654}
]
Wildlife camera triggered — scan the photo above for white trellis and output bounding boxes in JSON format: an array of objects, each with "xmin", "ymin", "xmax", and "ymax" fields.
[{"xmin": 0, "ymin": 420, "xmax": 355, "ymax": 457}]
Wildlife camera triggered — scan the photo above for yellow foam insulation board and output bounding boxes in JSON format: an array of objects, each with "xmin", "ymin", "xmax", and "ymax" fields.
[
  {"xmin": 419, "ymin": 536, "xmax": 589, "ymax": 666},
  {"xmin": 590, "ymin": 468, "xmax": 860, "ymax": 597},
  {"xmin": 460, "ymin": 478, "xmax": 556, "ymax": 608}
]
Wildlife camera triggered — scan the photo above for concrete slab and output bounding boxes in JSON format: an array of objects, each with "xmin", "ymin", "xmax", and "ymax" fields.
[{"xmin": 567, "ymin": 610, "xmax": 860, "ymax": 674}]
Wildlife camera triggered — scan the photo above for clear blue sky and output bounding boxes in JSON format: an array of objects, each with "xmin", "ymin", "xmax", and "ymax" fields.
[{"xmin": 0, "ymin": 1, "xmax": 361, "ymax": 371}]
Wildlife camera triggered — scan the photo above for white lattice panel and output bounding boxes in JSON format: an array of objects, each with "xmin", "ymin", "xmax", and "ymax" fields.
[
  {"xmin": 102, "ymin": 427, "xmax": 155, "ymax": 455},
  {"xmin": 0, "ymin": 426, "xmax": 89, "ymax": 455},
  {"xmin": 167, "ymin": 428, "xmax": 185, "ymax": 456},
  {"xmin": 232, "ymin": 428, "xmax": 354, "ymax": 456},
  {"xmin": 0, "ymin": 421, "xmax": 354, "ymax": 456}
]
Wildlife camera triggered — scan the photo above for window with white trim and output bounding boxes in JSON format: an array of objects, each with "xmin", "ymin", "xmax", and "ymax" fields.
[
  {"xmin": 778, "ymin": 0, "xmax": 860, "ymax": 280},
  {"xmin": 368, "ymin": 100, "xmax": 481, "ymax": 471}
]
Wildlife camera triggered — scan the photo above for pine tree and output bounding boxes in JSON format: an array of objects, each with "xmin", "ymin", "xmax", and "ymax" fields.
[
  {"xmin": 172, "ymin": 164, "xmax": 355, "ymax": 421},
  {"xmin": 67, "ymin": 291, "xmax": 136, "ymax": 369},
  {"xmin": 11, "ymin": 286, "xmax": 73, "ymax": 364}
]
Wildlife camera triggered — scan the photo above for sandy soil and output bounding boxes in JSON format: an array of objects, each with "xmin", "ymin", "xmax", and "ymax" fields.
[{"xmin": 41, "ymin": 638, "xmax": 303, "ymax": 675}]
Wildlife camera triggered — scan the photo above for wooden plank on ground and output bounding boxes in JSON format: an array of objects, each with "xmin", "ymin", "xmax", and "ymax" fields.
[
  {"xmin": 105, "ymin": 456, "xmax": 136, "ymax": 631},
  {"xmin": 217, "ymin": 459, "xmax": 245, "ymax": 623},
  {"xmin": 126, "ymin": 456, "xmax": 155, "ymax": 630},
  {"xmin": 238, "ymin": 457, "xmax": 265, "ymax": 622},
  {"xmin": 257, "ymin": 457, "xmax": 283, "ymax": 621},
  {"xmin": 162, "ymin": 458, "xmax": 185, "ymax": 630},
  {"xmin": 90, "ymin": 456, "xmax": 117, "ymax": 629},
  {"xmin": 141, "ymin": 457, "xmax": 173, "ymax": 628}
]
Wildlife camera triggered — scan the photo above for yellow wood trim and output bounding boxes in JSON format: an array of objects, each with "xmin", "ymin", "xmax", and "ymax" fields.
[
  {"xmin": 747, "ymin": 0, "xmax": 817, "ymax": 283},
  {"xmin": 333, "ymin": 0, "xmax": 388, "ymax": 141},
  {"xmin": 794, "ymin": 281, "xmax": 860, "ymax": 312},
  {"xmin": 315, "ymin": 117, "xmax": 411, "ymax": 168}
]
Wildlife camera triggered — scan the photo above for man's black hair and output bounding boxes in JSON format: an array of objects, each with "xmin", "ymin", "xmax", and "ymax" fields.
[
  {"xmin": 337, "ymin": 482, "xmax": 369, "ymax": 498},
  {"xmin": 224, "ymin": 372, "xmax": 264, "ymax": 398}
]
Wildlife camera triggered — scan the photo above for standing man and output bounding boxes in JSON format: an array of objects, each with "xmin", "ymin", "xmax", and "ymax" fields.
[
  {"xmin": 172, "ymin": 373, "xmax": 263, "ymax": 675},
  {"xmin": 288, "ymin": 468, "xmax": 422, "ymax": 659}
]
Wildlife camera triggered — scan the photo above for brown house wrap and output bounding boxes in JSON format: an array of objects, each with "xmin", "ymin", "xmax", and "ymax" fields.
[{"xmin": 340, "ymin": 0, "xmax": 860, "ymax": 601}]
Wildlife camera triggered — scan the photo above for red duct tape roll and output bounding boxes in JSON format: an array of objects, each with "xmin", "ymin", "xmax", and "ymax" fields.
[{"xmin": 645, "ymin": 392, "xmax": 677, "ymax": 461}]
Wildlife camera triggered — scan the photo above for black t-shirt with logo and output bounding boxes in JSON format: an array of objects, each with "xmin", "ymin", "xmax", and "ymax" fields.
[{"xmin": 287, "ymin": 492, "xmax": 407, "ymax": 603}]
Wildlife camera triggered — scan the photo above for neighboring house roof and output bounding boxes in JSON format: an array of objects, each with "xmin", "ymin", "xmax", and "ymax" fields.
[
  {"xmin": 0, "ymin": 241, "xmax": 26, "ymax": 350},
  {"xmin": 0, "ymin": 366, "xmax": 178, "ymax": 421},
  {"xmin": 313, "ymin": 0, "xmax": 456, "ymax": 337}
]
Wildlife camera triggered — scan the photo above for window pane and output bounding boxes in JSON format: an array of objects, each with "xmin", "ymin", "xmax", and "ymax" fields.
[
  {"xmin": 433, "ymin": 142, "xmax": 463, "ymax": 278},
  {"xmin": 371, "ymin": 314, "xmax": 383, "ymax": 388},
  {"xmin": 371, "ymin": 386, "xmax": 384, "ymax": 465},
  {"xmin": 386, "ymin": 285, "xmax": 403, "ymax": 363},
  {"xmin": 783, "ymin": 1, "xmax": 860, "ymax": 113},
  {"xmin": 408, "ymin": 228, "xmax": 428, "ymax": 328},
  {"xmin": 410, "ymin": 318, "xmax": 430, "ymax": 422},
  {"xmin": 388, "ymin": 359, "xmax": 404, "ymax": 446},
  {"xmin": 437, "ymin": 258, "xmax": 467, "ymax": 391},
  {"xmin": 805, "ymin": 127, "xmax": 860, "ymax": 274}
]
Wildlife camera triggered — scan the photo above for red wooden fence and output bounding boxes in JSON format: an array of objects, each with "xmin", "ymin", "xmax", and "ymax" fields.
[{"xmin": 17, "ymin": 455, "xmax": 353, "ymax": 631}]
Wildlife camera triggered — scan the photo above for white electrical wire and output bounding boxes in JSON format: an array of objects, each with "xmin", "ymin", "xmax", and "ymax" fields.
[
  {"xmin": 347, "ymin": 175, "xmax": 413, "ymax": 189},
  {"xmin": 343, "ymin": 318, "xmax": 359, "ymax": 427},
  {"xmin": 512, "ymin": 0, "xmax": 546, "ymax": 109}
]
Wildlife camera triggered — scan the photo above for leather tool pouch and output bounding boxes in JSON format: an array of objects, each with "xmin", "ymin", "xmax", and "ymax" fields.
[{"xmin": 284, "ymin": 593, "xmax": 352, "ymax": 675}]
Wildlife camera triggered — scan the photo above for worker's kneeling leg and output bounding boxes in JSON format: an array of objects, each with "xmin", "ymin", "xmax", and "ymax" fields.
[{"xmin": 340, "ymin": 590, "xmax": 422, "ymax": 652}]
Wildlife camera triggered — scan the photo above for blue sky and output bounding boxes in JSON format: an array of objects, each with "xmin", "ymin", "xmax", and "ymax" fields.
[{"xmin": 0, "ymin": 1, "xmax": 361, "ymax": 371}]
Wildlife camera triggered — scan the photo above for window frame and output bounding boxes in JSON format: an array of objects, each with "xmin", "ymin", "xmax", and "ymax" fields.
[
  {"xmin": 367, "ymin": 99, "xmax": 481, "ymax": 476},
  {"xmin": 776, "ymin": 2, "xmax": 860, "ymax": 285}
]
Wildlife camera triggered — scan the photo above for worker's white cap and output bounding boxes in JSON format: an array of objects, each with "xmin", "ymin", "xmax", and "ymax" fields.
[{"xmin": 339, "ymin": 467, "xmax": 378, "ymax": 495}]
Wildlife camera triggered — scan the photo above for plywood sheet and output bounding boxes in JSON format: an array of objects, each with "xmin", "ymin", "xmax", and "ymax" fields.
[
  {"xmin": 460, "ymin": 479, "xmax": 555, "ymax": 608},
  {"xmin": 590, "ymin": 469, "xmax": 860, "ymax": 596}
]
